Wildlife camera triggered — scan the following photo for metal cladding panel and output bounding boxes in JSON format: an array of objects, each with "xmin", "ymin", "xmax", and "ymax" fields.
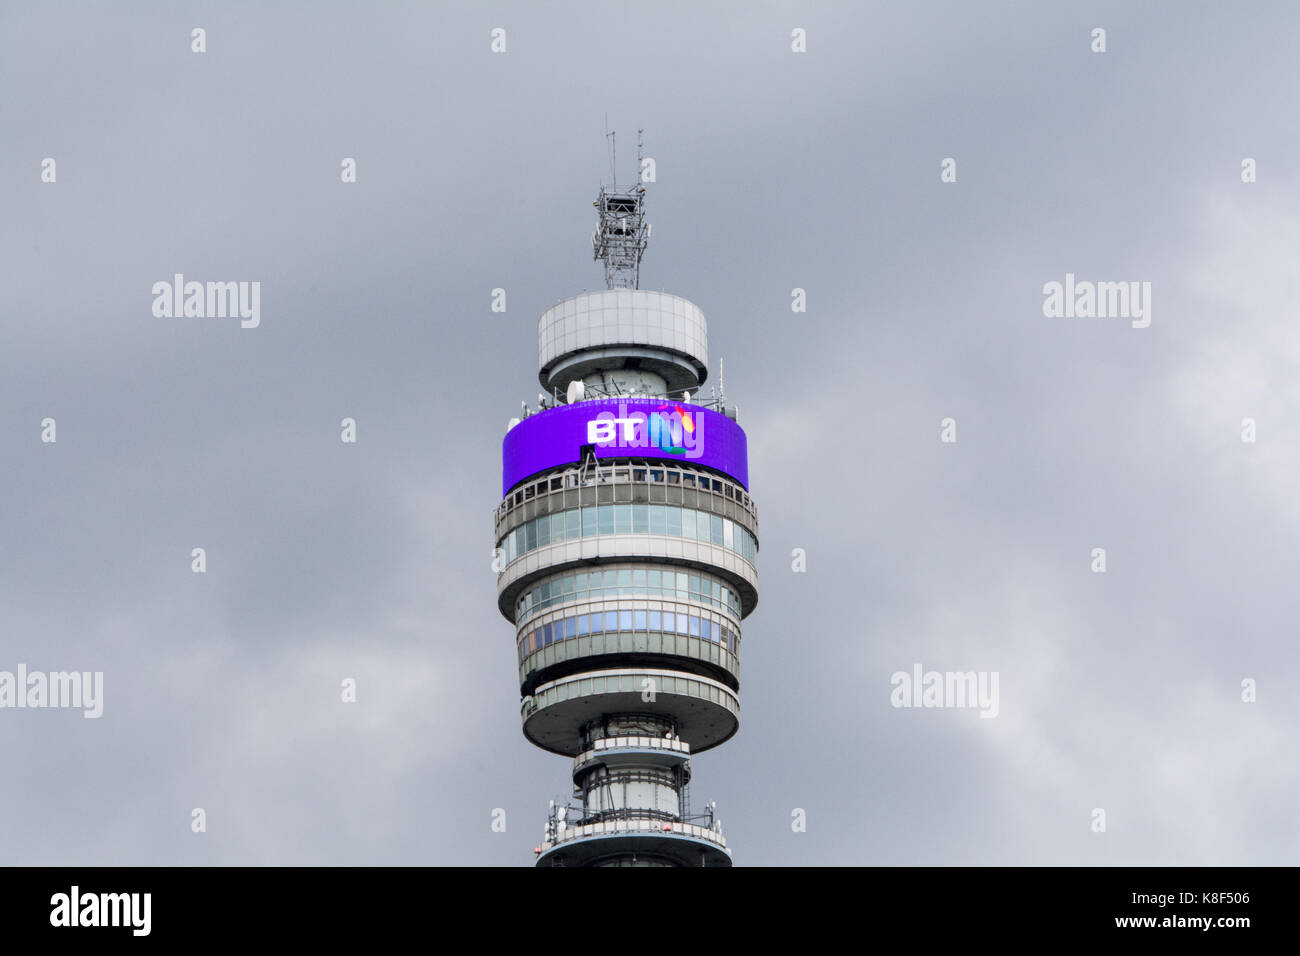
[
  {"xmin": 502, "ymin": 398, "xmax": 748, "ymax": 495},
  {"xmin": 537, "ymin": 290, "xmax": 707, "ymax": 372}
]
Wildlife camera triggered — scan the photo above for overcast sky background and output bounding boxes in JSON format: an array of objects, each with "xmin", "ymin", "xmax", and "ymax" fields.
[{"xmin": 2, "ymin": 1, "xmax": 1298, "ymax": 865}]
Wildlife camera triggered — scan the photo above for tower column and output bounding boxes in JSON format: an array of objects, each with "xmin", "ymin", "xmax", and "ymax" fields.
[{"xmin": 496, "ymin": 173, "xmax": 757, "ymax": 867}]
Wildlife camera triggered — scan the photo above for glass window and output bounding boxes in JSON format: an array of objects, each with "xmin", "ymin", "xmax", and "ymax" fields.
[
  {"xmin": 677, "ymin": 614, "xmax": 689, "ymax": 634},
  {"xmin": 565, "ymin": 617, "xmax": 577, "ymax": 638},
  {"xmin": 689, "ymin": 574, "xmax": 700, "ymax": 597},
  {"xmin": 682, "ymin": 509, "xmax": 696, "ymax": 540},
  {"xmin": 576, "ymin": 572, "xmax": 587, "ymax": 590},
  {"xmin": 618, "ymin": 610, "xmax": 632, "ymax": 631},
  {"xmin": 577, "ymin": 615, "xmax": 589, "ymax": 635},
  {"xmin": 634, "ymin": 610, "xmax": 646, "ymax": 630},
  {"xmin": 603, "ymin": 570, "xmax": 616, "ymax": 587},
  {"xmin": 662, "ymin": 612, "xmax": 675, "ymax": 632},
  {"xmin": 605, "ymin": 611, "xmax": 618, "ymax": 631},
  {"xmin": 632, "ymin": 569, "xmax": 646, "ymax": 588},
  {"xmin": 525, "ymin": 521, "xmax": 537, "ymax": 551},
  {"xmin": 676, "ymin": 572, "xmax": 689, "ymax": 595},
  {"xmin": 689, "ymin": 616, "xmax": 701, "ymax": 637},
  {"xmin": 582, "ymin": 507, "xmax": 597, "ymax": 537},
  {"xmin": 615, "ymin": 504, "xmax": 631, "ymax": 534},
  {"xmin": 537, "ymin": 517, "xmax": 549, "ymax": 548},
  {"xmin": 589, "ymin": 613, "xmax": 602, "ymax": 633},
  {"xmin": 551, "ymin": 513, "xmax": 564, "ymax": 541},
  {"xmin": 724, "ymin": 518, "xmax": 734, "ymax": 550},
  {"xmin": 566, "ymin": 511, "xmax": 580, "ymax": 540},
  {"xmin": 543, "ymin": 623, "xmax": 553, "ymax": 644},
  {"xmin": 647, "ymin": 569, "xmax": 660, "ymax": 589},
  {"xmin": 711, "ymin": 514, "xmax": 723, "ymax": 546},
  {"xmin": 617, "ymin": 568, "xmax": 632, "ymax": 587},
  {"xmin": 667, "ymin": 505, "xmax": 682, "ymax": 536},
  {"xmin": 648, "ymin": 610, "xmax": 661, "ymax": 630},
  {"xmin": 598, "ymin": 505, "xmax": 614, "ymax": 534},
  {"xmin": 564, "ymin": 575, "xmax": 575, "ymax": 594},
  {"xmin": 632, "ymin": 504, "xmax": 648, "ymax": 533},
  {"xmin": 648, "ymin": 504, "xmax": 665, "ymax": 534}
]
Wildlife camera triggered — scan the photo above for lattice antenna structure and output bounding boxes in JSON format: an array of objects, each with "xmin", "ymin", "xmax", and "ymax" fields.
[{"xmin": 591, "ymin": 131, "xmax": 649, "ymax": 289}]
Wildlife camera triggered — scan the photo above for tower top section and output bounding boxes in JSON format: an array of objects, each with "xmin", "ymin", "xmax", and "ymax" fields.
[{"xmin": 592, "ymin": 183, "xmax": 648, "ymax": 289}]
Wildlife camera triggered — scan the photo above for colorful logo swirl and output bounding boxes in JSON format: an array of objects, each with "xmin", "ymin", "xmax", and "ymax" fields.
[{"xmin": 652, "ymin": 404, "xmax": 692, "ymax": 455}]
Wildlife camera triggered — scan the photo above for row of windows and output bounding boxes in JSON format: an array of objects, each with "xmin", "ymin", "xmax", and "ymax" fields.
[
  {"xmin": 500, "ymin": 463, "xmax": 754, "ymax": 521},
  {"xmin": 497, "ymin": 505, "xmax": 758, "ymax": 568},
  {"xmin": 516, "ymin": 567, "xmax": 742, "ymax": 624},
  {"xmin": 519, "ymin": 608, "xmax": 740, "ymax": 658}
]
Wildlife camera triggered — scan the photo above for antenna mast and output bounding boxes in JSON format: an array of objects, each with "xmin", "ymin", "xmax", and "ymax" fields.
[{"xmin": 592, "ymin": 129, "xmax": 649, "ymax": 289}]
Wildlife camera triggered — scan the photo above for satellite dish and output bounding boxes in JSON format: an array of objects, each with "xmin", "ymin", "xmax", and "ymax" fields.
[
  {"xmin": 681, "ymin": 391, "xmax": 691, "ymax": 403},
  {"xmin": 507, "ymin": 417, "xmax": 520, "ymax": 432},
  {"xmin": 566, "ymin": 381, "xmax": 586, "ymax": 404}
]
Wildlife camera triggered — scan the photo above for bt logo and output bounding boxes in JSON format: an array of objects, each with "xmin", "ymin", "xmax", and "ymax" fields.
[{"xmin": 587, "ymin": 404, "xmax": 694, "ymax": 455}]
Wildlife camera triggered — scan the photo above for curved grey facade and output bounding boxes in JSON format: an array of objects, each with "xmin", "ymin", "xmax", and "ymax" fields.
[{"xmin": 538, "ymin": 290, "xmax": 708, "ymax": 396}]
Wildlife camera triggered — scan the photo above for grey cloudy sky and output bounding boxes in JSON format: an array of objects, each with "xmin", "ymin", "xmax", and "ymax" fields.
[{"xmin": 2, "ymin": 0, "xmax": 1297, "ymax": 865}]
